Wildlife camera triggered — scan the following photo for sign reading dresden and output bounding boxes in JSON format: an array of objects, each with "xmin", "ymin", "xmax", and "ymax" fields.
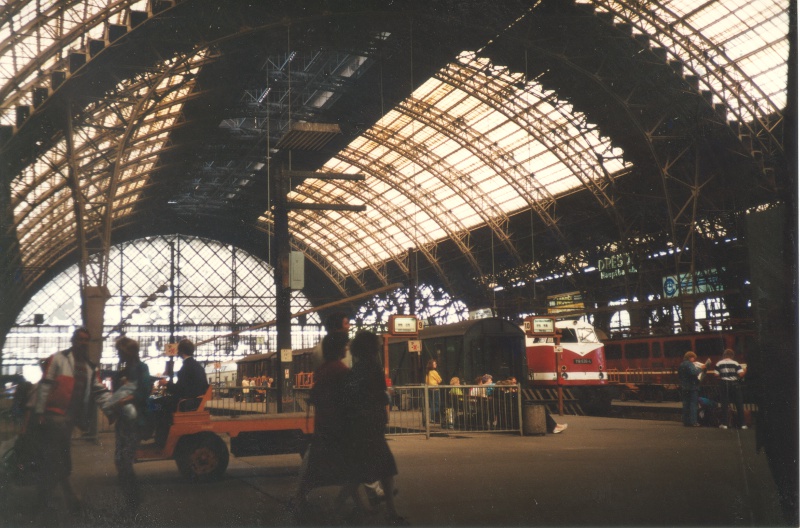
[{"xmin": 598, "ymin": 252, "xmax": 637, "ymax": 280}]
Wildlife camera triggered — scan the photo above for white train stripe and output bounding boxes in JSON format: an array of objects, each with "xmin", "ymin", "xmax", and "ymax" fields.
[{"xmin": 530, "ymin": 372, "xmax": 605, "ymax": 381}]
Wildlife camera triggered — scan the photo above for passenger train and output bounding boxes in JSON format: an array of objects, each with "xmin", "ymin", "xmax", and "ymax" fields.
[
  {"xmin": 386, "ymin": 316, "xmax": 613, "ymax": 415},
  {"xmin": 601, "ymin": 327, "xmax": 756, "ymax": 402}
]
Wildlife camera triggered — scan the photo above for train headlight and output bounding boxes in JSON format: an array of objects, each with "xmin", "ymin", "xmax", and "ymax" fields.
[
  {"xmin": 561, "ymin": 372, "xmax": 569, "ymax": 380},
  {"xmin": 598, "ymin": 372, "xmax": 605, "ymax": 380}
]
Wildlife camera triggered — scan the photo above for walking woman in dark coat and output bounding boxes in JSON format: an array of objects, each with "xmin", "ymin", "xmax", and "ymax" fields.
[
  {"xmin": 293, "ymin": 333, "xmax": 359, "ymax": 511},
  {"xmin": 345, "ymin": 330, "xmax": 406, "ymax": 524}
]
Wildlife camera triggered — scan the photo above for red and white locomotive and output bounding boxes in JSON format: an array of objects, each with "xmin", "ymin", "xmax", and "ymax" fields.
[{"xmin": 523, "ymin": 316, "xmax": 611, "ymax": 414}]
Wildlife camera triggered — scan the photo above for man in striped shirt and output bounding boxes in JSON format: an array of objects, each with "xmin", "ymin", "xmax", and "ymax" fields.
[{"xmin": 715, "ymin": 349, "xmax": 747, "ymax": 429}]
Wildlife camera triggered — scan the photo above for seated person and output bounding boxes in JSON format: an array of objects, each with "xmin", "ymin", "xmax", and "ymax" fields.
[
  {"xmin": 153, "ymin": 339, "xmax": 209, "ymax": 445},
  {"xmin": 158, "ymin": 338, "xmax": 209, "ymax": 411}
]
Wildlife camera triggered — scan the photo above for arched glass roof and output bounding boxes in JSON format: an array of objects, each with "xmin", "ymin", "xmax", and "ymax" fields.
[
  {"xmin": 266, "ymin": 51, "xmax": 630, "ymax": 280},
  {"xmin": 11, "ymin": 52, "xmax": 205, "ymax": 277},
  {"xmin": 0, "ymin": 0, "xmax": 790, "ymax": 301}
]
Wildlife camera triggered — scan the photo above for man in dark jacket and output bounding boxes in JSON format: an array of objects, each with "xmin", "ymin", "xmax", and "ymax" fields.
[
  {"xmin": 154, "ymin": 339, "xmax": 209, "ymax": 445},
  {"xmin": 161, "ymin": 339, "xmax": 208, "ymax": 408}
]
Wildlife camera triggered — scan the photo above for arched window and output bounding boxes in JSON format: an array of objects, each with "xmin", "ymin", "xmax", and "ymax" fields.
[{"xmin": 4, "ymin": 235, "xmax": 321, "ymax": 372}]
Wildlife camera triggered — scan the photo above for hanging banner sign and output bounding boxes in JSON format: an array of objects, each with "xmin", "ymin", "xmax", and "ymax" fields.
[
  {"xmin": 280, "ymin": 348, "xmax": 293, "ymax": 362},
  {"xmin": 468, "ymin": 308, "xmax": 494, "ymax": 320}
]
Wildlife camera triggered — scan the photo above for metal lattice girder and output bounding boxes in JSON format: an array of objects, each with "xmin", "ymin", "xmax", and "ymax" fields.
[
  {"xmin": 477, "ymin": 1, "xmax": 774, "ymax": 298},
  {"xmin": 355, "ymin": 126, "xmax": 484, "ymax": 272},
  {"xmin": 433, "ymin": 58, "xmax": 636, "ymax": 260},
  {"xmin": 435, "ymin": 58, "xmax": 628, "ymax": 216},
  {"xmin": 320, "ymin": 144, "xmax": 463, "ymax": 290},
  {"xmin": 10, "ymin": 50, "xmax": 208, "ymax": 288},
  {"xmin": 589, "ymin": 0, "xmax": 787, "ymax": 160}
]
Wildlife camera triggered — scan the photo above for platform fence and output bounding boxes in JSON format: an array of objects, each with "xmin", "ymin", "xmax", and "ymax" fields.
[{"xmin": 387, "ymin": 384, "xmax": 523, "ymax": 437}]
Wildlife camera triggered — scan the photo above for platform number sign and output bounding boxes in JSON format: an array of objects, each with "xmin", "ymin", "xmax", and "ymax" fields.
[
  {"xmin": 524, "ymin": 316, "xmax": 557, "ymax": 336},
  {"xmin": 388, "ymin": 315, "xmax": 420, "ymax": 336}
]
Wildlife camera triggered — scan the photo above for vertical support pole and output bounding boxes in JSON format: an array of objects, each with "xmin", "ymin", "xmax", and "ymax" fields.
[
  {"xmin": 167, "ymin": 241, "xmax": 176, "ymax": 378},
  {"xmin": 408, "ymin": 248, "xmax": 416, "ymax": 317},
  {"xmin": 274, "ymin": 170, "xmax": 292, "ymax": 413},
  {"xmin": 83, "ymin": 284, "xmax": 109, "ymax": 442},
  {"xmin": 517, "ymin": 383, "xmax": 524, "ymax": 436},
  {"xmin": 383, "ymin": 333, "xmax": 390, "ymax": 378},
  {"xmin": 555, "ymin": 333, "xmax": 563, "ymax": 416},
  {"xmin": 84, "ymin": 286, "xmax": 110, "ymax": 366},
  {"xmin": 423, "ymin": 385, "xmax": 430, "ymax": 439}
]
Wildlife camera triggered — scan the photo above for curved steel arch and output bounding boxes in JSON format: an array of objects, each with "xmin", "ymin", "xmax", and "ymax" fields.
[
  {"xmin": 588, "ymin": 0, "xmax": 786, "ymax": 155},
  {"xmin": 435, "ymin": 58, "xmax": 627, "ymax": 214},
  {"xmin": 11, "ymin": 51, "xmax": 207, "ymax": 285},
  {"xmin": 358, "ymin": 126, "xmax": 489, "ymax": 274},
  {"xmin": 305, "ymin": 147, "xmax": 467, "ymax": 289},
  {"xmin": 0, "ymin": 0, "xmax": 135, "ymax": 122}
]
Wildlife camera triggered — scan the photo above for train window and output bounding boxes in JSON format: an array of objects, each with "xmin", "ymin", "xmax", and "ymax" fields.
[
  {"xmin": 695, "ymin": 337, "xmax": 725, "ymax": 357},
  {"xmin": 651, "ymin": 342, "xmax": 662, "ymax": 358},
  {"xmin": 575, "ymin": 326, "xmax": 600, "ymax": 343},
  {"xmin": 624, "ymin": 343, "xmax": 649, "ymax": 359},
  {"xmin": 664, "ymin": 339, "xmax": 691, "ymax": 358},
  {"xmin": 605, "ymin": 343, "xmax": 622, "ymax": 360},
  {"xmin": 560, "ymin": 329, "xmax": 578, "ymax": 343}
]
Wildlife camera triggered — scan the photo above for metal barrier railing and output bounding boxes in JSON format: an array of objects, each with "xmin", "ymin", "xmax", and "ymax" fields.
[{"xmin": 389, "ymin": 384, "xmax": 523, "ymax": 438}]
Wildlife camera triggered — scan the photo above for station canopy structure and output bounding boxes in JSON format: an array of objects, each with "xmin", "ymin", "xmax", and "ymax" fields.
[{"xmin": 0, "ymin": 0, "xmax": 792, "ymax": 349}]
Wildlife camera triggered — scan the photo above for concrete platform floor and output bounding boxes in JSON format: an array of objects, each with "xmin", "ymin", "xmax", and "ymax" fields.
[{"xmin": 0, "ymin": 415, "xmax": 789, "ymax": 527}]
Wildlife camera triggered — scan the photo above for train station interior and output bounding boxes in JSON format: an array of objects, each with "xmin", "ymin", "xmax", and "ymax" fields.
[{"xmin": 0, "ymin": 0, "xmax": 796, "ymax": 525}]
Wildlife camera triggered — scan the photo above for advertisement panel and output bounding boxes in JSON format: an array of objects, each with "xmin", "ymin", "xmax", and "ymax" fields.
[{"xmin": 662, "ymin": 270, "xmax": 722, "ymax": 298}]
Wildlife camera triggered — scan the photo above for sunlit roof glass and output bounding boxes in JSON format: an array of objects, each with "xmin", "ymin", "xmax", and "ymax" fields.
[
  {"xmin": 585, "ymin": 0, "xmax": 789, "ymax": 122},
  {"xmin": 10, "ymin": 52, "xmax": 202, "ymax": 283},
  {"xmin": 0, "ymin": 1, "xmax": 147, "ymax": 126},
  {"xmin": 273, "ymin": 51, "xmax": 629, "ymax": 278}
]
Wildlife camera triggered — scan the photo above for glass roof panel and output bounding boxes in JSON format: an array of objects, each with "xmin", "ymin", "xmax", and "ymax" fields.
[
  {"xmin": 585, "ymin": 0, "xmax": 789, "ymax": 120},
  {"xmin": 0, "ymin": 1, "xmax": 142, "ymax": 126},
  {"xmin": 9, "ymin": 51, "xmax": 202, "ymax": 280},
  {"xmin": 280, "ymin": 51, "xmax": 629, "ymax": 279}
]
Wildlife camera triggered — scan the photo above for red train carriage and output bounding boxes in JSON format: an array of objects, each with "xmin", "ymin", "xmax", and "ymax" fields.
[{"xmin": 602, "ymin": 328, "xmax": 756, "ymax": 402}]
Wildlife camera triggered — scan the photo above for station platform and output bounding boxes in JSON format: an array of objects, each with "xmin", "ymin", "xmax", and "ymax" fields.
[{"xmin": 0, "ymin": 414, "xmax": 789, "ymax": 527}]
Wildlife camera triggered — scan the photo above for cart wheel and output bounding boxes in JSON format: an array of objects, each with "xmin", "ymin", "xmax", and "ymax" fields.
[{"xmin": 175, "ymin": 432, "xmax": 229, "ymax": 482}]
